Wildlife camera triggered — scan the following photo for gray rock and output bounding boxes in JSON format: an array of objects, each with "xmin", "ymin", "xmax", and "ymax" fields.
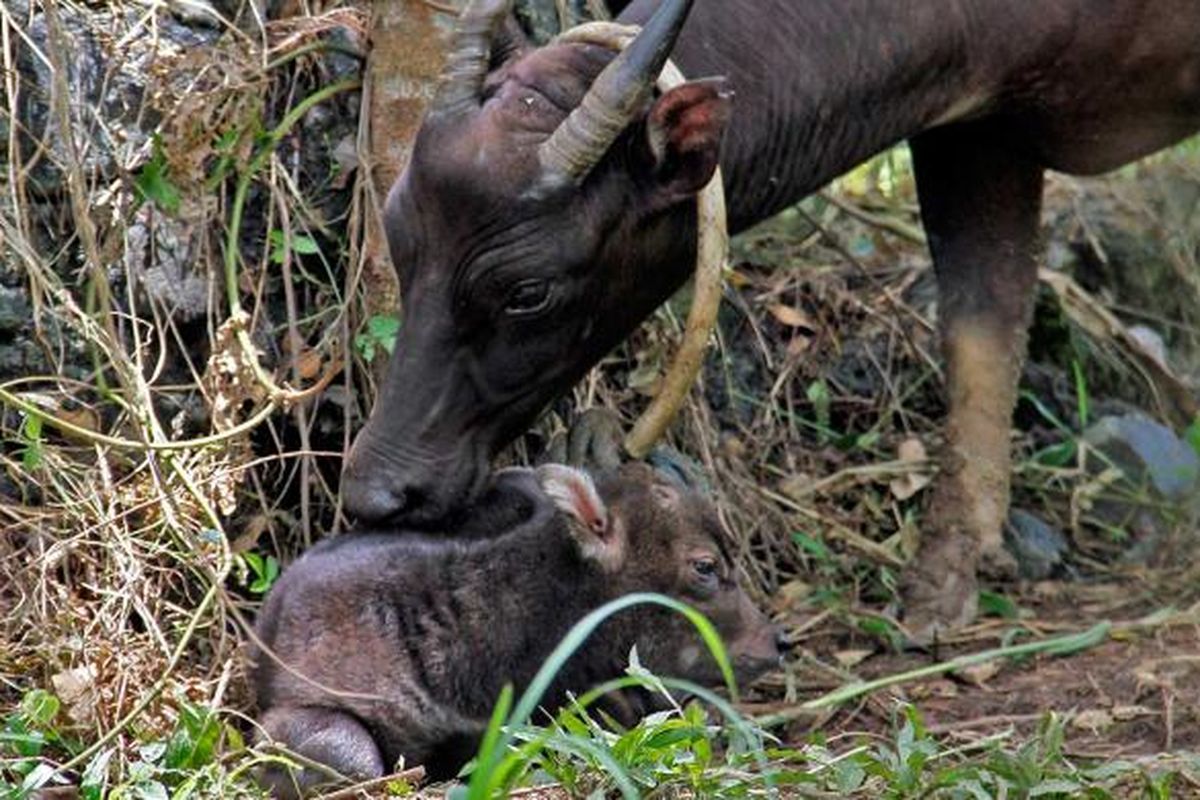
[
  {"xmin": 0, "ymin": 286, "xmax": 29, "ymax": 334},
  {"xmin": 1078, "ymin": 414, "xmax": 1199, "ymax": 565},
  {"xmin": 1004, "ymin": 508, "xmax": 1069, "ymax": 580},
  {"xmin": 1083, "ymin": 414, "xmax": 1200, "ymax": 503}
]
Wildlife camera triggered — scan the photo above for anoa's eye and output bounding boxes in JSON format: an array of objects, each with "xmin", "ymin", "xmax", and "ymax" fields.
[
  {"xmin": 692, "ymin": 557, "xmax": 719, "ymax": 582},
  {"xmin": 504, "ymin": 279, "xmax": 552, "ymax": 316}
]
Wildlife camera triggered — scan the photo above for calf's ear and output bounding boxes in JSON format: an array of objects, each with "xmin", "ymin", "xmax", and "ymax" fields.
[
  {"xmin": 641, "ymin": 77, "xmax": 732, "ymax": 210},
  {"xmin": 536, "ymin": 464, "xmax": 625, "ymax": 572}
]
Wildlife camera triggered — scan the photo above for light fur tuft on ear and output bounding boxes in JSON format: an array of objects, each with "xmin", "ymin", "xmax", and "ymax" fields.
[
  {"xmin": 536, "ymin": 464, "xmax": 606, "ymax": 532},
  {"xmin": 535, "ymin": 464, "xmax": 625, "ymax": 571}
]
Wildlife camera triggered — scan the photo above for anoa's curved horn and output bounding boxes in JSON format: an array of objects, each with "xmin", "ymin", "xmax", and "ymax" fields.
[
  {"xmin": 538, "ymin": 0, "xmax": 695, "ymax": 181},
  {"xmin": 430, "ymin": 0, "xmax": 513, "ymax": 116}
]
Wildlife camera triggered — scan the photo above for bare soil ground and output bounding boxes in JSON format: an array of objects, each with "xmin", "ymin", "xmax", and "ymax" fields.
[{"xmin": 767, "ymin": 587, "xmax": 1200, "ymax": 759}]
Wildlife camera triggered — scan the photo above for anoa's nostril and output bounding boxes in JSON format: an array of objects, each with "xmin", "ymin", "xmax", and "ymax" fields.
[{"xmin": 774, "ymin": 629, "xmax": 795, "ymax": 654}]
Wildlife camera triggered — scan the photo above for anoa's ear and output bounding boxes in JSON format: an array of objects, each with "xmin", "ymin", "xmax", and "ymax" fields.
[
  {"xmin": 642, "ymin": 76, "xmax": 732, "ymax": 209},
  {"xmin": 535, "ymin": 464, "xmax": 625, "ymax": 571}
]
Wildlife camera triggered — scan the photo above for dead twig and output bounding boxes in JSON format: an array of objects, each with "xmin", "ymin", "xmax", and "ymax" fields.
[
  {"xmin": 755, "ymin": 621, "xmax": 1112, "ymax": 728},
  {"xmin": 821, "ymin": 190, "xmax": 927, "ymax": 244}
]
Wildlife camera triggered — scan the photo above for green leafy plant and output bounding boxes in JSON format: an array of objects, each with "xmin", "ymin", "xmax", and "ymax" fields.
[
  {"xmin": 857, "ymin": 615, "xmax": 906, "ymax": 652},
  {"xmin": 977, "ymin": 589, "xmax": 1020, "ymax": 620},
  {"xmin": 1072, "ymin": 360, "xmax": 1091, "ymax": 429},
  {"xmin": 455, "ymin": 592, "xmax": 755, "ymax": 800},
  {"xmin": 1020, "ymin": 358, "xmax": 1094, "ymax": 468},
  {"xmin": 0, "ymin": 690, "xmax": 82, "ymax": 799},
  {"xmin": 241, "ymin": 551, "xmax": 281, "ymax": 595},
  {"xmin": 17, "ymin": 413, "xmax": 43, "ymax": 471},
  {"xmin": 355, "ymin": 314, "xmax": 402, "ymax": 364},
  {"xmin": 805, "ymin": 379, "xmax": 833, "ymax": 440},
  {"xmin": 443, "ymin": 680, "xmax": 1185, "ymax": 799},
  {"xmin": 134, "ymin": 137, "xmax": 182, "ymax": 215},
  {"xmin": 2, "ymin": 689, "xmax": 61, "ymax": 763},
  {"xmin": 268, "ymin": 229, "xmax": 321, "ymax": 264},
  {"xmin": 162, "ymin": 703, "xmax": 223, "ymax": 774},
  {"xmin": 793, "ymin": 706, "xmax": 1170, "ymax": 798},
  {"xmin": 1, "ymin": 697, "xmax": 252, "ymax": 800},
  {"xmin": 101, "ymin": 702, "xmax": 251, "ymax": 799},
  {"xmin": 793, "ymin": 530, "xmax": 836, "ymax": 568}
]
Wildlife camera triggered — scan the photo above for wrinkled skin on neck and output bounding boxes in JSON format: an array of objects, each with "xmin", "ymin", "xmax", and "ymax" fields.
[{"xmin": 343, "ymin": 38, "xmax": 708, "ymax": 525}]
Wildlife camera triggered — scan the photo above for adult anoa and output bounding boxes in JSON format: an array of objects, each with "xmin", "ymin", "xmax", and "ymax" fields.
[{"xmin": 341, "ymin": 0, "xmax": 1200, "ymax": 637}]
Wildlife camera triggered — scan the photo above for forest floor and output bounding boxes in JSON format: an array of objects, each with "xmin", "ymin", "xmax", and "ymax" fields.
[
  {"xmin": 717, "ymin": 151, "xmax": 1200, "ymax": 796},
  {"xmin": 782, "ymin": 588, "xmax": 1200, "ymax": 758}
]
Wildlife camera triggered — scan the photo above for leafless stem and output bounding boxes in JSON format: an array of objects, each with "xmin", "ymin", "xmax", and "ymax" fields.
[{"xmin": 625, "ymin": 58, "xmax": 728, "ymax": 457}]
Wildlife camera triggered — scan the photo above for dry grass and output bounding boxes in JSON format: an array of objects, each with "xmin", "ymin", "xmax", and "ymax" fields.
[{"xmin": 1, "ymin": 2, "xmax": 371, "ymax": 793}]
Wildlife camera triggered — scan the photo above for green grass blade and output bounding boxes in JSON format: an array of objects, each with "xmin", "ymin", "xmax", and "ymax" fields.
[
  {"xmin": 464, "ymin": 684, "xmax": 514, "ymax": 787},
  {"xmin": 465, "ymin": 592, "xmax": 736, "ymax": 799},
  {"xmin": 510, "ymin": 726, "xmax": 641, "ymax": 799},
  {"xmin": 1072, "ymin": 359, "xmax": 1090, "ymax": 428}
]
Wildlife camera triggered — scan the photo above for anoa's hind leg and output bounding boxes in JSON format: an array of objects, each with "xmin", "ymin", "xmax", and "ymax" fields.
[
  {"xmin": 257, "ymin": 706, "xmax": 384, "ymax": 799},
  {"xmin": 902, "ymin": 124, "xmax": 1044, "ymax": 643}
]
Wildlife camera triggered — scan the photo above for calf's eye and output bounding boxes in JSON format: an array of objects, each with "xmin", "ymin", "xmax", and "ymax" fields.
[
  {"xmin": 692, "ymin": 558, "xmax": 719, "ymax": 581},
  {"xmin": 504, "ymin": 280, "xmax": 551, "ymax": 316}
]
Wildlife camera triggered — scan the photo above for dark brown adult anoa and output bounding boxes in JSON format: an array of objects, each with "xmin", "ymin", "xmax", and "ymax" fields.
[
  {"xmin": 252, "ymin": 463, "xmax": 782, "ymax": 797},
  {"xmin": 341, "ymin": 0, "xmax": 1200, "ymax": 637}
]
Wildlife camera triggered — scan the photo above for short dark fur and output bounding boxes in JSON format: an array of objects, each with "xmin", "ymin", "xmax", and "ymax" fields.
[{"xmin": 252, "ymin": 463, "xmax": 779, "ymax": 797}]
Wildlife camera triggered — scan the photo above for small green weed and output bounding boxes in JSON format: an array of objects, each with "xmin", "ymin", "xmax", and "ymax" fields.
[
  {"xmin": 268, "ymin": 229, "xmax": 321, "ymax": 264},
  {"xmin": 1020, "ymin": 358, "xmax": 1093, "ymax": 468},
  {"xmin": 856, "ymin": 615, "xmax": 906, "ymax": 651},
  {"xmin": 1, "ymin": 693, "xmax": 261, "ymax": 800},
  {"xmin": 1185, "ymin": 414, "xmax": 1200, "ymax": 458},
  {"xmin": 977, "ymin": 589, "xmax": 1021, "ymax": 620},
  {"xmin": 355, "ymin": 313, "xmax": 402, "ymax": 364},
  {"xmin": 16, "ymin": 413, "xmax": 43, "ymax": 471},
  {"xmin": 446, "ymin": 688, "xmax": 1187, "ymax": 799},
  {"xmin": 99, "ymin": 701, "xmax": 254, "ymax": 799},
  {"xmin": 792, "ymin": 530, "xmax": 836, "ymax": 570},
  {"xmin": 240, "ymin": 551, "xmax": 281, "ymax": 594},
  {"xmin": 1, "ymin": 690, "xmax": 73, "ymax": 790},
  {"xmin": 133, "ymin": 136, "xmax": 182, "ymax": 215},
  {"xmin": 805, "ymin": 379, "xmax": 832, "ymax": 438},
  {"xmin": 455, "ymin": 592, "xmax": 749, "ymax": 799}
]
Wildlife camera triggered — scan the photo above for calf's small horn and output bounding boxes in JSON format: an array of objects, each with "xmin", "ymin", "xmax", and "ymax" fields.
[
  {"xmin": 539, "ymin": 0, "xmax": 695, "ymax": 181},
  {"xmin": 431, "ymin": 0, "xmax": 514, "ymax": 115}
]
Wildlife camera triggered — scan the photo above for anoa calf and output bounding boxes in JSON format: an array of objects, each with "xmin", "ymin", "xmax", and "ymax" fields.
[{"xmin": 251, "ymin": 463, "xmax": 782, "ymax": 796}]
